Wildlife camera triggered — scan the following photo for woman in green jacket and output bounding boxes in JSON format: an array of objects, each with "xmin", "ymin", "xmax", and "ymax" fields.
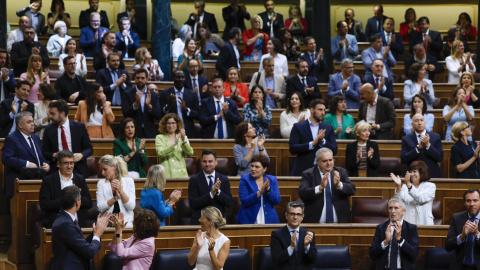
[
  {"xmin": 113, "ymin": 118, "xmax": 149, "ymax": 178},
  {"xmin": 324, "ymin": 95, "xmax": 355, "ymax": 139}
]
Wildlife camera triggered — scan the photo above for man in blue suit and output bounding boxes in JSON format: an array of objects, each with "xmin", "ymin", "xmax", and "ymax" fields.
[
  {"xmin": 79, "ymin": 12, "xmax": 109, "ymax": 57},
  {"xmin": 216, "ymin": 27, "xmax": 241, "ymax": 80},
  {"xmin": 379, "ymin": 18, "xmax": 404, "ymax": 60},
  {"xmin": 370, "ymin": 197, "xmax": 419, "ymax": 270},
  {"xmin": 0, "ymin": 49, "xmax": 16, "ymax": 102},
  {"xmin": 122, "ymin": 68, "xmax": 162, "ymax": 138},
  {"xmin": 299, "ymin": 36, "xmax": 328, "ymax": 83},
  {"xmin": 188, "ymin": 149, "xmax": 233, "ymax": 225},
  {"xmin": 327, "ymin": 58, "xmax": 361, "ymax": 109},
  {"xmin": 51, "ymin": 186, "xmax": 110, "ymax": 270},
  {"xmin": 331, "ymin": 21, "xmax": 358, "ymax": 62},
  {"xmin": 363, "ymin": 59, "xmax": 395, "ymax": 101},
  {"xmin": 95, "ymin": 52, "xmax": 132, "ymax": 105},
  {"xmin": 365, "ymin": 5, "xmax": 389, "ymax": 41},
  {"xmin": 199, "ymin": 78, "xmax": 242, "ymax": 139},
  {"xmin": 0, "ymin": 81, "xmax": 35, "ymax": 138},
  {"xmin": 2, "ymin": 111, "xmax": 49, "ymax": 198},
  {"xmin": 185, "ymin": 59, "xmax": 209, "ymax": 106},
  {"xmin": 362, "ymin": 34, "xmax": 396, "ymax": 80},
  {"xmin": 42, "ymin": 100, "xmax": 93, "ymax": 179},
  {"xmin": 289, "ymin": 99, "xmax": 337, "ymax": 176},
  {"xmin": 160, "ymin": 70, "xmax": 200, "ymax": 138},
  {"xmin": 115, "ymin": 17, "xmax": 140, "ymax": 59},
  {"xmin": 286, "ymin": 60, "xmax": 322, "ymax": 108},
  {"xmin": 400, "ymin": 114, "xmax": 443, "ymax": 178},
  {"xmin": 270, "ymin": 201, "xmax": 317, "ymax": 270}
]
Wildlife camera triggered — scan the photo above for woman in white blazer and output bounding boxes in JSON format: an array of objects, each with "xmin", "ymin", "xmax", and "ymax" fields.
[
  {"xmin": 404, "ymin": 62, "xmax": 435, "ymax": 109},
  {"xmin": 46, "ymin": 20, "xmax": 71, "ymax": 56},
  {"xmin": 446, "ymin": 40, "xmax": 476, "ymax": 84},
  {"xmin": 390, "ymin": 161, "xmax": 436, "ymax": 225}
]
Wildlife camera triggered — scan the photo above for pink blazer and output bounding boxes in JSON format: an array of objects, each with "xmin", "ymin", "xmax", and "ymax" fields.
[{"xmin": 108, "ymin": 235, "xmax": 155, "ymax": 270}]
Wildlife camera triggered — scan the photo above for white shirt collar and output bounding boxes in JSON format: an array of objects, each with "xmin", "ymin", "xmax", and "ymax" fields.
[
  {"xmin": 415, "ymin": 130, "xmax": 426, "ymax": 137},
  {"xmin": 61, "ymin": 119, "xmax": 70, "ymax": 129},
  {"xmin": 214, "ymin": 96, "xmax": 225, "ymax": 103},
  {"xmin": 297, "ymin": 74, "xmax": 306, "ymax": 81},
  {"xmin": 190, "ymin": 74, "xmax": 198, "ymax": 80},
  {"xmin": 286, "ymin": 224, "xmax": 299, "ymax": 233},
  {"xmin": 203, "ymin": 170, "xmax": 216, "ymax": 179},
  {"xmin": 64, "ymin": 210, "xmax": 78, "ymax": 222}
]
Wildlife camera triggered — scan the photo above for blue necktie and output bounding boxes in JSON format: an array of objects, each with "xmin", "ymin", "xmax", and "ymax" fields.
[
  {"xmin": 325, "ymin": 173, "xmax": 334, "ymax": 223},
  {"xmin": 291, "ymin": 230, "xmax": 299, "ymax": 256},
  {"xmin": 302, "ymin": 78, "xmax": 306, "ymax": 88},
  {"xmin": 208, "ymin": 175, "xmax": 214, "ymax": 190},
  {"xmin": 73, "ymin": 219, "xmax": 81, "ymax": 230},
  {"xmin": 216, "ymin": 101, "xmax": 224, "ymax": 139},
  {"xmin": 390, "ymin": 228, "xmax": 398, "ymax": 270},
  {"xmin": 465, "ymin": 217, "xmax": 477, "ymax": 265},
  {"xmin": 112, "ymin": 71, "xmax": 120, "ymax": 105}
]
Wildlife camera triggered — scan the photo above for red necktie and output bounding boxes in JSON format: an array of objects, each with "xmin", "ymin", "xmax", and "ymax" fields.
[
  {"xmin": 375, "ymin": 77, "xmax": 379, "ymax": 89},
  {"xmin": 60, "ymin": 126, "xmax": 69, "ymax": 150},
  {"xmin": 423, "ymin": 33, "xmax": 428, "ymax": 54}
]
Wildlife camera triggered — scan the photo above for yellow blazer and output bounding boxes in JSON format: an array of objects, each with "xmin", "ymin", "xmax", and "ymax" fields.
[
  {"xmin": 155, "ymin": 134, "xmax": 194, "ymax": 178},
  {"xmin": 74, "ymin": 100, "xmax": 115, "ymax": 138}
]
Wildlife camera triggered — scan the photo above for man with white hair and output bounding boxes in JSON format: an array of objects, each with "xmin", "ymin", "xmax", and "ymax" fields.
[
  {"xmin": 298, "ymin": 147, "xmax": 356, "ymax": 223},
  {"xmin": 370, "ymin": 197, "xmax": 419, "ymax": 270}
]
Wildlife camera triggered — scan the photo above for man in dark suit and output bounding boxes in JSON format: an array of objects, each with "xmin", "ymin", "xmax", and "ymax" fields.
[
  {"xmin": 51, "ymin": 186, "xmax": 110, "ymax": 269},
  {"xmin": 446, "ymin": 188, "xmax": 480, "ymax": 270},
  {"xmin": 365, "ymin": 4, "xmax": 388, "ymax": 41},
  {"xmin": 0, "ymin": 81, "xmax": 35, "ymax": 138},
  {"xmin": 92, "ymin": 32, "xmax": 125, "ymax": 71},
  {"xmin": 405, "ymin": 44, "xmax": 444, "ymax": 82},
  {"xmin": 39, "ymin": 150, "xmax": 92, "ymax": 228},
  {"xmin": 10, "ymin": 25, "xmax": 50, "ymax": 77},
  {"xmin": 121, "ymin": 68, "xmax": 162, "ymax": 138},
  {"xmin": 188, "ymin": 149, "xmax": 233, "ymax": 225},
  {"xmin": 16, "ymin": 0, "xmax": 47, "ymax": 35},
  {"xmin": 343, "ymin": 8, "xmax": 365, "ymax": 42},
  {"xmin": 0, "ymin": 49, "xmax": 16, "ymax": 102},
  {"xmin": 79, "ymin": 12, "xmax": 109, "ymax": 57},
  {"xmin": 370, "ymin": 197, "xmax": 419, "ymax": 270},
  {"xmin": 401, "ymin": 114, "xmax": 443, "ymax": 178},
  {"xmin": 199, "ymin": 78, "xmax": 242, "ymax": 139},
  {"xmin": 1, "ymin": 111, "xmax": 49, "ymax": 198},
  {"xmin": 380, "ymin": 18, "xmax": 404, "ymax": 60},
  {"xmin": 258, "ymin": 0, "xmax": 284, "ymax": 39},
  {"xmin": 160, "ymin": 70, "xmax": 200, "ymax": 138},
  {"xmin": 185, "ymin": 59, "xmax": 209, "ymax": 106},
  {"xmin": 42, "ymin": 100, "xmax": 93, "ymax": 179},
  {"xmin": 115, "ymin": 17, "xmax": 140, "ymax": 59},
  {"xmin": 95, "ymin": 52, "xmax": 132, "ymax": 105},
  {"xmin": 54, "ymin": 56, "xmax": 88, "ymax": 105},
  {"xmin": 185, "ymin": 0, "xmax": 219, "ymax": 38},
  {"xmin": 409, "ymin": 17, "xmax": 443, "ymax": 60},
  {"xmin": 79, "ymin": 0, "xmax": 110, "ymax": 29},
  {"xmin": 286, "ymin": 60, "xmax": 322, "ymax": 109},
  {"xmin": 222, "ymin": 0, "xmax": 250, "ymax": 40},
  {"xmin": 299, "ymin": 36, "xmax": 328, "ymax": 83},
  {"xmin": 270, "ymin": 201, "xmax": 317, "ymax": 270},
  {"xmin": 216, "ymin": 27, "xmax": 241, "ymax": 80},
  {"xmin": 363, "ymin": 59, "xmax": 394, "ymax": 101},
  {"xmin": 358, "ymin": 83, "xmax": 397, "ymax": 140},
  {"xmin": 289, "ymin": 99, "xmax": 337, "ymax": 176},
  {"xmin": 298, "ymin": 148, "xmax": 355, "ymax": 223},
  {"xmin": 116, "ymin": 0, "xmax": 144, "ymax": 39}
]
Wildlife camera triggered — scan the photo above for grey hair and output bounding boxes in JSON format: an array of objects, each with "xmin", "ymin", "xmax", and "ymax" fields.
[
  {"xmin": 57, "ymin": 150, "xmax": 74, "ymax": 163},
  {"xmin": 315, "ymin": 147, "xmax": 333, "ymax": 160},
  {"xmin": 178, "ymin": 25, "xmax": 192, "ymax": 41},
  {"xmin": 340, "ymin": 58, "xmax": 353, "ymax": 67},
  {"xmin": 286, "ymin": 201, "xmax": 305, "ymax": 214},
  {"xmin": 90, "ymin": 12, "xmax": 101, "ymax": 20},
  {"xmin": 194, "ymin": 0, "xmax": 205, "ymax": 7},
  {"xmin": 262, "ymin": 56, "xmax": 274, "ymax": 66},
  {"xmin": 413, "ymin": 43, "xmax": 425, "ymax": 52},
  {"xmin": 53, "ymin": 20, "xmax": 66, "ymax": 32},
  {"xmin": 16, "ymin": 111, "xmax": 33, "ymax": 128},
  {"xmin": 388, "ymin": 196, "xmax": 406, "ymax": 210}
]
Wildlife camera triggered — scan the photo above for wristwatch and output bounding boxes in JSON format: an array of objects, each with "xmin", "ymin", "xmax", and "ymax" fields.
[{"xmin": 116, "ymin": 233, "xmax": 122, "ymax": 238}]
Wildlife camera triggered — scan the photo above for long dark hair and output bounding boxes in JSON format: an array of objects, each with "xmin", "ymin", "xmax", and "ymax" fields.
[
  {"xmin": 118, "ymin": 117, "xmax": 136, "ymax": 141},
  {"xmin": 249, "ymin": 85, "xmax": 266, "ymax": 109},
  {"xmin": 328, "ymin": 95, "xmax": 346, "ymax": 115},
  {"xmin": 409, "ymin": 94, "xmax": 427, "ymax": 118},
  {"xmin": 286, "ymin": 92, "xmax": 305, "ymax": 114},
  {"xmin": 86, "ymin": 83, "xmax": 103, "ymax": 118}
]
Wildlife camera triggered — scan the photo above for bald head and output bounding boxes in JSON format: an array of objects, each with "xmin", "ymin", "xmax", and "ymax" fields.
[
  {"xmin": 19, "ymin": 16, "xmax": 30, "ymax": 30},
  {"xmin": 412, "ymin": 113, "xmax": 426, "ymax": 133},
  {"xmin": 359, "ymin": 83, "xmax": 376, "ymax": 103}
]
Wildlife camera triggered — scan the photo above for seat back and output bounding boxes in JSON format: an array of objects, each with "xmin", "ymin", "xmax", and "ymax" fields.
[
  {"xmin": 393, "ymin": 98, "xmax": 401, "ymax": 109},
  {"xmin": 153, "ymin": 249, "xmax": 194, "ymax": 270},
  {"xmin": 176, "ymin": 198, "xmax": 192, "ymax": 225},
  {"xmin": 83, "ymin": 201, "xmax": 100, "ymax": 227},
  {"xmin": 257, "ymin": 247, "xmax": 273, "ymax": 270},
  {"xmin": 215, "ymin": 157, "xmax": 238, "ymax": 176},
  {"xmin": 224, "ymin": 249, "xmax": 251, "ymax": 270},
  {"xmin": 351, "ymin": 197, "xmax": 388, "ymax": 223},
  {"xmin": 313, "ymin": 245, "xmax": 351, "ymax": 269},
  {"xmin": 432, "ymin": 200, "xmax": 442, "ymax": 225},
  {"xmin": 87, "ymin": 157, "xmax": 99, "ymax": 178},
  {"xmin": 185, "ymin": 157, "xmax": 197, "ymax": 176},
  {"xmin": 377, "ymin": 157, "xmax": 403, "ymax": 177},
  {"xmin": 29, "ymin": 202, "xmax": 45, "ymax": 251},
  {"xmin": 102, "ymin": 253, "xmax": 123, "ymax": 270},
  {"xmin": 424, "ymin": 247, "xmax": 454, "ymax": 270}
]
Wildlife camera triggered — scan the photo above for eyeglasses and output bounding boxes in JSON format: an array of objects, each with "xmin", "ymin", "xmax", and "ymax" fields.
[
  {"xmin": 66, "ymin": 63, "xmax": 76, "ymax": 66},
  {"xmin": 61, "ymin": 162, "xmax": 74, "ymax": 166},
  {"xmin": 287, "ymin": 212, "xmax": 303, "ymax": 217}
]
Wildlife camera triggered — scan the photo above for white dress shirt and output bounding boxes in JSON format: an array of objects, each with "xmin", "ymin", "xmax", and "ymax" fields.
[
  {"xmin": 203, "ymin": 170, "xmax": 221, "ymax": 198},
  {"xmin": 259, "ymin": 53, "xmax": 289, "ymax": 77},
  {"xmin": 313, "ymin": 167, "xmax": 343, "ymax": 223},
  {"xmin": 57, "ymin": 119, "xmax": 72, "ymax": 151},
  {"xmin": 366, "ymin": 94, "xmax": 380, "ymax": 130},
  {"xmin": 59, "ymin": 171, "xmax": 73, "ymax": 190}
]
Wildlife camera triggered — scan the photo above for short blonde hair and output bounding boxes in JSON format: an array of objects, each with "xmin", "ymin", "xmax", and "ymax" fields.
[
  {"xmin": 99, "ymin": 155, "xmax": 129, "ymax": 181},
  {"xmin": 353, "ymin": 120, "xmax": 370, "ymax": 137},
  {"xmin": 201, "ymin": 206, "xmax": 226, "ymax": 229},
  {"xmin": 144, "ymin": 165, "xmax": 166, "ymax": 192},
  {"xmin": 451, "ymin": 121, "xmax": 469, "ymax": 142},
  {"xmin": 459, "ymin": 72, "xmax": 475, "ymax": 89},
  {"xmin": 251, "ymin": 15, "xmax": 263, "ymax": 30}
]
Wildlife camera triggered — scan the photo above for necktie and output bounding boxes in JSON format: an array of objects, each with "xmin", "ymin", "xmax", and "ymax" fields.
[
  {"xmin": 176, "ymin": 91, "xmax": 183, "ymax": 121},
  {"xmin": 192, "ymin": 78, "xmax": 198, "ymax": 89},
  {"xmin": 302, "ymin": 78, "xmax": 306, "ymax": 88},
  {"xmin": 390, "ymin": 227, "xmax": 398, "ymax": 270},
  {"xmin": 28, "ymin": 136, "xmax": 41, "ymax": 167},
  {"xmin": 208, "ymin": 175, "xmax": 214, "ymax": 190},
  {"xmin": 375, "ymin": 77, "xmax": 379, "ymax": 89},
  {"xmin": 386, "ymin": 33, "xmax": 390, "ymax": 44},
  {"xmin": 112, "ymin": 71, "xmax": 120, "ymax": 105},
  {"xmin": 73, "ymin": 219, "xmax": 81, "ymax": 230},
  {"xmin": 465, "ymin": 217, "xmax": 477, "ymax": 265},
  {"xmin": 324, "ymin": 173, "xmax": 334, "ymax": 223},
  {"xmin": 423, "ymin": 33, "xmax": 428, "ymax": 54},
  {"xmin": 216, "ymin": 101, "xmax": 224, "ymax": 139},
  {"xmin": 310, "ymin": 53, "xmax": 314, "ymax": 62},
  {"xmin": 377, "ymin": 19, "xmax": 382, "ymax": 33},
  {"xmin": 290, "ymin": 230, "xmax": 299, "ymax": 256},
  {"xmin": 60, "ymin": 126, "xmax": 69, "ymax": 150}
]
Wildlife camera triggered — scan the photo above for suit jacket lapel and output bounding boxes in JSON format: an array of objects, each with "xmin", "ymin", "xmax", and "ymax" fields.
[
  {"xmin": 69, "ymin": 121, "xmax": 76, "ymax": 153},
  {"xmin": 375, "ymin": 98, "xmax": 382, "ymax": 124},
  {"xmin": 54, "ymin": 173, "xmax": 62, "ymax": 198},
  {"xmin": 18, "ymin": 132, "xmax": 37, "ymax": 160},
  {"xmin": 313, "ymin": 166, "xmax": 321, "ymax": 187}
]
